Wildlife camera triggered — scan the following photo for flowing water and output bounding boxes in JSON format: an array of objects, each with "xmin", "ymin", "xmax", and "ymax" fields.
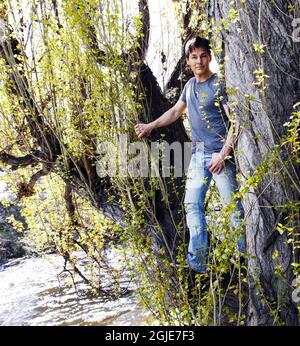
[
  {"xmin": 0, "ymin": 177, "xmax": 153, "ymax": 326},
  {"xmin": 0, "ymin": 252, "xmax": 152, "ymax": 326}
]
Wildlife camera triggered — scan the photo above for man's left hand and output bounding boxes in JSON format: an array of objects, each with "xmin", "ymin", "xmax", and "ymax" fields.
[{"xmin": 208, "ymin": 152, "xmax": 224, "ymax": 174}]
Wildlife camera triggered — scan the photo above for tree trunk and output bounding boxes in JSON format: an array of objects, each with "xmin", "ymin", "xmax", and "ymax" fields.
[{"xmin": 207, "ymin": 0, "xmax": 300, "ymax": 325}]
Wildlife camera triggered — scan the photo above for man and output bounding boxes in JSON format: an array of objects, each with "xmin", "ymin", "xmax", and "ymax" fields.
[{"xmin": 135, "ymin": 36, "xmax": 245, "ymax": 273}]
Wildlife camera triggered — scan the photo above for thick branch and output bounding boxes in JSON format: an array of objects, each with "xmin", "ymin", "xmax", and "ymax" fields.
[
  {"xmin": 165, "ymin": 1, "xmax": 197, "ymax": 104},
  {"xmin": 0, "ymin": 150, "xmax": 46, "ymax": 170},
  {"xmin": 64, "ymin": 182, "xmax": 79, "ymax": 226},
  {"xmin": 17, "ymin": 163, "xmax": 52, "ymax": 198},
  {"xmin": 165, "ymin": 55, "xmax": 193, "ymax": 105},
  {"xmin": 137, "ymin": 0, "xmax": 150, "ymax": 60}
]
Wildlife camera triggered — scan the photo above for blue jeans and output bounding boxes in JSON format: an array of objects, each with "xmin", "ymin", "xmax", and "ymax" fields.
[{"xmin": 184, "ymin": 147, "xmax": 246, "ymax": 273}]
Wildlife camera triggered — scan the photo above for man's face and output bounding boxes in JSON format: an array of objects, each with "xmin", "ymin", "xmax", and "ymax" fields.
[{"xmin": 186, "ymin": 47, "xmax": 211, "ymax": 78}]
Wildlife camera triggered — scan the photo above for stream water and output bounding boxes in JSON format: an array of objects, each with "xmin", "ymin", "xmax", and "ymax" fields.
[{"xmin": 0, "ymin": 253, "xmax": 152, "ymax": 326}]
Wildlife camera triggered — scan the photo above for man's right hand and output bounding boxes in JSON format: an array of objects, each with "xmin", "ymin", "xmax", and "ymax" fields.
[
  {"xmin": 134, "ymin": 101, "xmax": 186, "ymax": 139},
  {"xmin": 134, "ymin": 123, "xmax": 155, "ymax": 138}
]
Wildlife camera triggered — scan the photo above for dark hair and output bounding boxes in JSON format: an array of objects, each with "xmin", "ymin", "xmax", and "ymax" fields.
[{"xmin": 184, "ymin": 36, "xmax": 211, "ymax": 58}]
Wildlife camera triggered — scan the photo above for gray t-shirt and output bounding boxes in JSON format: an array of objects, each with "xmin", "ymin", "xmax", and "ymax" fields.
[{"xmin": 180, "ymin": 74, "xmax": 230, "ymax": 154}]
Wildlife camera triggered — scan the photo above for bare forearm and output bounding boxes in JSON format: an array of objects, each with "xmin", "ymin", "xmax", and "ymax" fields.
[
  {"xmin": 135, "ymin": 100, "xmax": 186, "ymax": 138},
  {"xmin": 219, "ymin": 104, "xmax": 236, "ymax": 160},
  {"xmin": 220, "ymin": 125, "xmax": 234, "ymax": 159},
  {"xmin": 151, "ymin": 107, "xmax": 181, "ymax": 129}
]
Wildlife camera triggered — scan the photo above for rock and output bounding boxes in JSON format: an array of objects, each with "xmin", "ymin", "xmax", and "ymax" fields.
[{"xmin": 0, "ymin": 237, "xmax": 25, "ymax": 265}]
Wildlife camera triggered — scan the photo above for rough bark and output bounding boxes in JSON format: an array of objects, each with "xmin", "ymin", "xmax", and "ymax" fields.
[{"xmin": 207, "ymin": 0, "xmax": 300, "ymax": 325}]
